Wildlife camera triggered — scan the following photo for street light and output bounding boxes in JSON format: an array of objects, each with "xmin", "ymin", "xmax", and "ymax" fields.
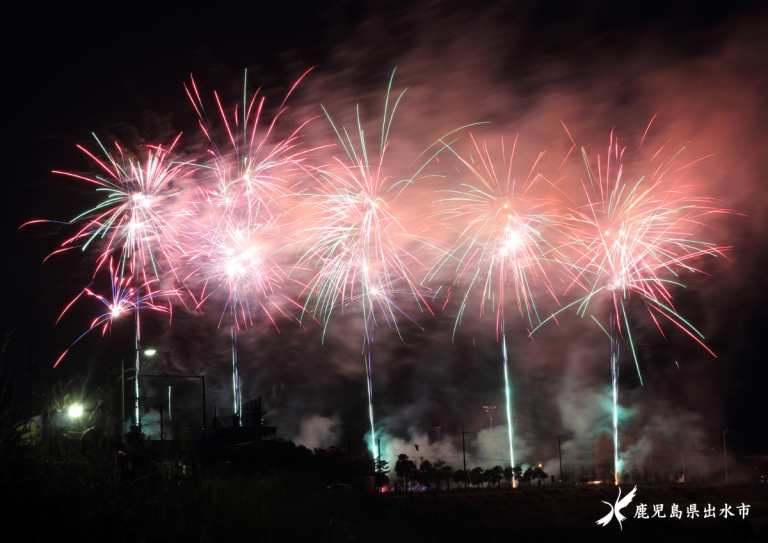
[{"xmin": 69, "ymin": 404, "xmax": 83, "ymax": 418}]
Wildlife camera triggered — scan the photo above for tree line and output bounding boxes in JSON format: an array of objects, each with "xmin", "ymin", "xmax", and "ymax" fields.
[{"xmin": 392, "ymin": 453, "xmax": 549, "ymax": 492}]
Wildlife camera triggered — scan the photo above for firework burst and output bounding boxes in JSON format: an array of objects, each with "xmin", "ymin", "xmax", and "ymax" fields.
[
  {"xmin": 296, "ymin": 72, "xmax": 436, "ymax": 458},
  {"xmin": 426, "ymin": 134, "xmax": 569, "ymax": 472},
  {"xmin": 535, "ymin": 125, "xmax": 730, "ymax": 483},
  {"xmin": 185, "ymin": 69, "xmax": 318, "ymax": 217},
  {"xmin": 50, "ymin": 134, "xmax": 191, "ymax": 282},
  {"xmin": 182, "ymin": 71, "xmax": 315, "ymax": 418},
  {"xmin": 182, "ymin": 207, "xmax": 296, "ymax": 418}
]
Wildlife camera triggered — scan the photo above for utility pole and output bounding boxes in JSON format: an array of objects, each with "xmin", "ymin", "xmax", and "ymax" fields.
[
  {"xmin": 650, "ymin": 432, "xmax": 656, "ymax": 485},
  {"xmin": 723, "ymin": 428, "xmax": 733, "ymax": 484},
  {"xmin": 461, "ymin": 428, "xmax": 469, "ymax": 490},
  {"xmin": 557, "ymin": 435, "xmax": 565, "ymax": 486},
  {"xmin": 484, "ymin": 406, "xmax": 496, "ymax": 460}
]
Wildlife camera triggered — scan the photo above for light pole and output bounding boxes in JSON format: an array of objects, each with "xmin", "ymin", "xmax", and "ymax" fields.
[
  {"xmin": 723, "ymin": 428, "xmax": 733, "ymax": 484},
  {"xmin": 120, "ymin": 347, "xmax": 157, "ymax": 433},
  {"xmin": 557, "ymin": 435, "xmax": 565, "ymax": 485},
  {"xmin": 484, "ymin": 406, "xmax": 496, "ymax": 460},
  {"xmin": 483, "ymin": 406, "xmax": 496, "ymax": 429},
  {"xmin": 434, "ymin": 426, "xmax": 441, "ymax": 442}
]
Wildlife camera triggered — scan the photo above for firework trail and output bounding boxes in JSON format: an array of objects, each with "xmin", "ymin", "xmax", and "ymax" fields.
[
  {"xmin": 533, "ymin": 125, "xmax": 730, "ymax": 483},
  {"xmin": 184, "ymin": 71, "xmax": 314, "ymax": 419},
  {"xmin": 295, "ymin": 72, "xmax": 438, "ymax": 459},
  {"xmin": 425, "ymin": 135, "xmax": 568, "ymax": 473}
]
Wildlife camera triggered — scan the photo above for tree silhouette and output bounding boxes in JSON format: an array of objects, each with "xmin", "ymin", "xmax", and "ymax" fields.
[
  {"xmin": 395, "ymin": 454, "xmax": 417, "ymax": 493},
  {"xmin": 486, "ymin": 466, "xmax": 503, "ymax": 489},
  {"xmin": 416, "ymin": 458, "xmax": 435, "ymax": 491},
  {"xmin": 532, "ymin": 465, "xmax": 548, "ymax": 486},
  {"xmin": 522, "ymin": 467, "xmax": 533, "ymax": 486},
  {"xmin": 440, "ymin": 463, "xmax": 454, "ymax": 492},
  {"xmin": 512, "ymin": 466, "xmax": 523, "ymax": 487},
  {"xmin": 503, "ymin": 466, "xmax": 514, "ymax": 489},
  {"xmin": 469, "ymin": 467, "xmax": 485, "ymax": 488},
  {"xmin": 452, "ymin": 469, "xmax": 467, "ymax": 491},
  {"xmin": 375, "ymin": 458, "xmax": 390, "ymax": 490},
  {"xmin": 433, "ymin": 459, "xmax": 448, "ymax": 491}
]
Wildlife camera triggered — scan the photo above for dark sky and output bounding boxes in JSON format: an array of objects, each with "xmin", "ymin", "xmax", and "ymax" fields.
[{"xmin": 3, "ymin": 0, "xmax": 767, "ymax": 463}]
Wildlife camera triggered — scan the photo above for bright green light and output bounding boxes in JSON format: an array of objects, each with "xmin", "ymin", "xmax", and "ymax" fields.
[
  {"xmin": 143, "ymin": 349, "xmax": 157, "ymax": 356},
  {"xmin": 69, "ymin": 404, "xmax": 83, "ymax": 418}
]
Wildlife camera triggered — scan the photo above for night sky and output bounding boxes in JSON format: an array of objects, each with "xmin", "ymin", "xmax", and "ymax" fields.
[{"xmin": 3, "ymin": 0, "xmax": 767, "ymax": 467}]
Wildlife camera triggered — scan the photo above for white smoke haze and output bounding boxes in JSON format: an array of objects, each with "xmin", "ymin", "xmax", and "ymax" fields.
[{"xmin": 291, "ymin": 414, "xmax": 343, "ymax": 449}]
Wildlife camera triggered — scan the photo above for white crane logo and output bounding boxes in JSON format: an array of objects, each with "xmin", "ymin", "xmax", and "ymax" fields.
[{"xmin": 596, "ymin": 485, "xmax": 638, "ymax": 530}]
